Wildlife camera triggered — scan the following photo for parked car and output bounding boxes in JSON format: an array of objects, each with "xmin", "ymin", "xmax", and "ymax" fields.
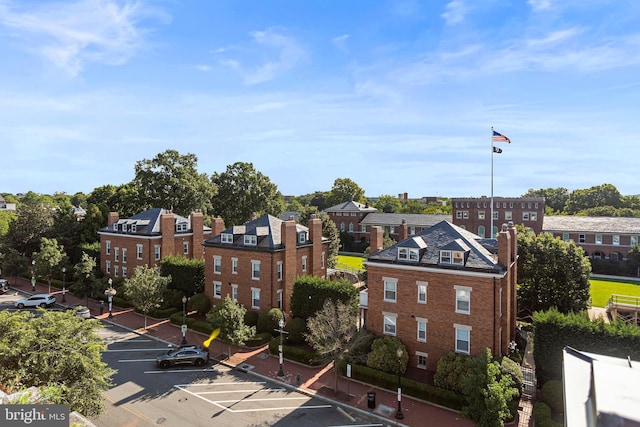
[
  {"xmin": 0, "ymin": 279, "xmax": 9, "ymax": 294},
  {"xmin": 156, "ymin": 345, "xmax": 209, "ymax": 369},
  {"xmin": 14, "ymin": 294, "xmax": 56, "ymax": 309},
  {"xmin": 65, "ymin": 304, "xmax": 91, "ymax": 319}
]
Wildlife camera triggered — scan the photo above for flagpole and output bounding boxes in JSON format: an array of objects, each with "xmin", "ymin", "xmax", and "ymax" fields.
[{"xmin": 490, "ymin": 127, "xmax": 494, "ymax": 239}]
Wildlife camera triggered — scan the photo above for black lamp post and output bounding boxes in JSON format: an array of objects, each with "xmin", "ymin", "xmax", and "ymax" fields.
[
  {"xmin": 395, "ymin": 348, "xmax": 404, "ymax": 420},
  {"xmin": 181, "ymin": 296, "xmax": 188, "ymax": 345},
  {"xmin": 275, "ymin": 313, "xmax": 288, "ymax": 377},
  {"xmin": 105, "ymin": 278, "xmax": 116, "ymax": 319},
  {"xmin": 62, "ymin": 267, "xmax": 66, "ymax": 302},
  {"xmin": 31, "ymin": 260, "xmax": 36, "ymax": 292}
]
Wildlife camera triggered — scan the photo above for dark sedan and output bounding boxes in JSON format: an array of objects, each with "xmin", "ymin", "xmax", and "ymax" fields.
[{"xmin": 156, "ymin": 345, "xmax": 209, "ymax": 368}]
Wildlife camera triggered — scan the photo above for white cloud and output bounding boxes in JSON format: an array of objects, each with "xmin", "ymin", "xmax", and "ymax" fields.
[
  {"xmin": 0, "ymin": 0, "xmax": 169, "ymax": 76},
  {"xmin": 528, "ymin": 0, "xmax": 554, "ymax": 12},
  {"xmin": 194, "ymin": 64, "xmax": 211, "ymax": 72},
  {"xmin": 332, "ymin": 34, "xmax": 349, "ymax": 54},
  {"xmin": 441, "ymin": 0, "xmax": 468, "ymax": 26}
]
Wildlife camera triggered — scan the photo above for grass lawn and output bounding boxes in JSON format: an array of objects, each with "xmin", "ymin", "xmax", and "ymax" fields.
[
  {"xmin": 590, "ymin": 279, "xmax": 640, "ymax": 307},
  {"xmin": 336, "ymin": 254, "xmax": 365, "ymax": 271}
]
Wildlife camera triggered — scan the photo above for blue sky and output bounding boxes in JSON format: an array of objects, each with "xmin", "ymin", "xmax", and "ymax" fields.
[{"xmin": 2, "ymin": 0, "xmax": 639, "ymax": 200}]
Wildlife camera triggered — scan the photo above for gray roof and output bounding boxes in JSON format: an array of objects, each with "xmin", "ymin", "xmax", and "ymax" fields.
[
  {"xmin": 543, "ymin": 216, "xmax": 640, "ymax": 234},
  {"xmin": 367, "ymin": 220, "xmax": 502, "ymax": 273},
  {"xmin": 98, "ymin": 208, "xmax": 211, "ymax": 236},
  {"xmin": 325, "ymin": 200, "xmax": 377, "ymax": 213},
  {"xmin": 360, "ymin": 213, "xmax": 452, "ymax": 227}
]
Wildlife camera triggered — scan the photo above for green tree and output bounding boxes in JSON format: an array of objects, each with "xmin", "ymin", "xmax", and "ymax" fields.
[
  {"xmin": 373, "ymin": 195, "xmax": 401, "ymax": 213},
  {"xmin": 206, "ymin": 296, "xmax": 255, "ymax": 357},
  {"xmin": 517, "ymin": 226, "xmax": 591, "ymax": 314},
  {"xmin": 366, "ymin": 336, "xmax": 408, "ymax": 374},
  {"xmin": 298, "ymin": 207, "xmax": 340, "ymax": 268},
  {"xmin": 210, "ymin": 162, "xmax": 284, "ymax": 226},
  {"xmin": 325, "ymin": 178, "xmax": 366, "ymax": 207},
  {"xmin": 70, "ymin": 252, "xmax": 99, "ymax": 306},
  {"xmin": 0, "ymin": 210, "xmax": 16, "ymax": 237},
  {"xmin": 33, "ymin": 238, "xmax": 66, "ymax": 293},
  {"xmin": 523, "ymin": 187, "xmax": 569, "ymax": 213},
  {"xmin": 0, "ymin": 310, "xmax": 114, "ymax": 416},
  {"xmin": 462, "ymin": 348, "xmax": 518, "ymax": 427},
  {"xmin": 0, "ymin": 248, "xmax": 27, "ymax": 285},
  {"xmin": 399, "ymin": 199, "xmax": 426, "ymax": 214},
  {"xmin": 565, "ymin": 183, "xmax": 623, "ymax": 214},
  {"xmin": 123, "ymin": 265, "xmax": 171, "ymax": 330},
  {"xmin": 628, "ymin": 245, "xmax": 640, "ymax": 277},
  {"xmin": 5, "ymin": 202, "xmax": 54, "ymax": 257},
  {"xmin": 133, "ymin": 149, "xmax": 215, "ymax": 217},
  {"xmin": 305, "ymin": 299, "xmax": 366, "ymax": 394}
]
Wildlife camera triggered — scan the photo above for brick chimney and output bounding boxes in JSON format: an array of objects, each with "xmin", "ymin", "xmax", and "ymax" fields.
[
  {"xmin": 281, "ymin": 218, "xmax": 298, "ymax": 314},
  {"xmin": 108, "ymin": 212, "xmax": 119, "ymax": 226},
  {"xmin": 190, "ymin": 211, "xmax": 204, "ymax": 259},
  {"xmin": 398, "ymin": 219, "xmax": 408, "ymax": 241},
  {"xmin": 160, "ymin": 212, "xmax": 175, "ymax": 259},
  {"xmin": 308, "ymin": 214, "xmax": 324, "ymax": 276},
  {"xmin": 497, "ymin": 223, "xmax": 512, "ymax": 268},
  {"xmin": 370, "ymin": 226, "xmax": 383, "ymax": 254}
]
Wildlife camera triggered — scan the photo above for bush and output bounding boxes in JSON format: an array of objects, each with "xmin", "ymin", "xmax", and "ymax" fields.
[
  {"xmin": 268, "ymin": 339, "xmax": 322, "ymax": 366},
  {"xmin": 500, "ymin": 356, "xmax": 524, "ymax": 396},
  {"xmin": 348, "ymin": 329, "xmax": 376, "ymax": 362},
  {"xmin": 533, "ymin": 402, "xmax": 552, "ymax": 424},
  {"xmin": 541, "ymin": 380, "xmax": 564, "ymax": 412},
  {"xmin": 290, "ymin": 275, "xmax": 358, "ymax": 320},
  {"xmin": 284, "ymin": 317, "xmax": 306, "ymax": 344},
  {"xmin": 257, "ymin": 308, "xmax": 284, "ymax": 336},
  {"xmin": 244, "ymin": 310, "xmax": 259, "ymax": 327},
  {"xmin": 191, "ymin": 320, "xmax": 214, "ymax": 335},
  {"xmin": 187, "ymin": 293, "xmax": 211, "ymax": 316},
  {"xmin": 245, "ymin": 332, "xmax": 273, "ymax": 347},
  {"xmin": 366, "ymin": 336, "xmax": 408, "ymax": 375},
  {"xmin": 434, "ymin": 351, "xmax": 474, "ymax": 394},
  {"xmin": 148, "ymin": 307, "xmax": 180, "ymax": 319},
  {"xmin": 161, "ymin": 288, "xmax": 185, "ymax": 310}
]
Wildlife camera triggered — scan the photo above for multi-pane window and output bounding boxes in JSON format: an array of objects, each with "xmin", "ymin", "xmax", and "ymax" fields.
[
  {"xmin": 122, "ymin": 267, "xmax": 127, "ymax": 278},
  {"xmin": 452, "ymin": 252, "xmax": 464, "ymax": 265},
  {"xmin": 390, "ymin": 226, "xmax": 395, "ymax": 234},
  {"xmin": 416, "ymin": 318, "xmax": 427, "ymax": 342},
  {"xmin": 122, "ymin": 248, "xmax": 127, "ymax": 263},
  {"xmin": 383, "ymin": 312, "xmax": 397, "ymax": 336},
  {"xmin": 231, "ymin": 284, "xmax": 238, "ymax": 301},
  {"xmin": 579, "ymin": 234, "xmax": 586, "ymax": 243},
  {"xmin": 384, "ymin": 278, "xmax": 397, "ymax": 302},
  {"xmin": 277, "ymin": 261, "xmax": 283, "ymax": 281},
  {"xmin": 244, "ymin": 235, "xmax": 257, "ymax": 245},
  {"xmin": 137, "ymin": 244, "xmax": 143, "ymax": 259},
  {"xmin": 455, "ymin": 286, "xmax": 471, "ymax": 314},
  {"xmin": 114, "ymin": 247, "xmax": 120, "ymax": 262},
  {"xmin": 613, "ymin": 235, "xmax": 620, "ymax": 245},
  {"xmin": 213, "ymin": 282, "xmax": 222, "ymax": 299},
  {"xmin": 398, "ymin": 248, "xmax": 419, "ymax": 261},
  {"xmin": 562, "ymin": 233, "xmax": 570, "ymax": 242},
  {"xmin": 361, "ymin": 225, "xmax": 367, "ymax": 232},
  {"xmin": 106, "ymin": 240, "xmax": 111, "ymax": 255},
  {"xmin": 106, "ymin": 261, "xmax": 111, "ymax": 274},
  {"xmin": 298, "ymin": 232, "xmax": 307, "ymax": 243},
  {"xmin": 114, "ymin": 266, "xmax": 119, "ymax": 278},
  {"xmin": 277, "ymin": 289, "xmax": 283, "ymax": 310},
  {"xmin": 232, "ymin": 258, "xmax": 238, "ymax": 274},
  {"xmin": 596, "ymin": 234, "xmax": 603, "ymax": 244},
  {"xmin": 440, "ymin": 250, "xmax": 452, "ymax": 263},
  {"xmin": 492, "ymin": 212, "xmax": 498, "ymax": 220},
  {"xmin": 348, "ymin": 223, "xmax": 354, "ymax": 232},
  {"xmin": 478, "ymin": 225, "xmax": 485, "ymax": 238},
  {"xmin": 252, "ymin": 260, "xmax": 260, "ymax": 280},
  {"xmin": 410, "ymin": 227, "xmax": 416, "ymax": 235},
  {"xmin": 340, "ymin": 223, "xmax": 345, "ymax": 232},
  {"xmin": 131, "ymin": 224, "xmax": 137, "ymax": 233},
  {"xmin": 417, "ymin": 282, "xmax": 427, "ymax": 304},
  {"xmin": 416, "ymin": 352, "xmax": 428, "ymax": 370},
  {"xmin": 251, "ymin": 288, "xmax": 260, "ymax": 309},
  {"xmin": 455, "ymin": 325, "xmax": 471, "ymax": 354},
  {"xmin": 478, "ymin": 211, "xmax": 485, "ymax": 220},
  {"xmin": 463, "ymin": 211, "xmax": 469, "ymax": 219},
  {"xmin": 302, "ymin": 256, "xmax": 307, "ymax": 272},
  {"xmin": 505, "ymin": 211, "xmax": 512, "ymax": 220},
  {"xmin": 154, "ymin": 245, "xmax": 161, "ymax": 261},
  {"xmin": 183, "ymin": 242, "xmax": 189, "ymax": 254},
  {"xmin": 531, "ymin": 213, "xmax": 538, "ymax": 221},
  {"xmin": 523, "ymin": 212, "xmax": 530, "ymax": 221},
  {"xmin": 213, "ymin": 256, "xmax": 222, "ymax": 274},
  {"xmin": 456, "ymin": 211, "xmax": 462, "ymax": 219},
  {"xmin": 221, "ymin": 233, "xmax": 233, "ymax": 244},
  {"xmin": 632, "ymin": 236, "xmax": 639, "ymax": 247}
]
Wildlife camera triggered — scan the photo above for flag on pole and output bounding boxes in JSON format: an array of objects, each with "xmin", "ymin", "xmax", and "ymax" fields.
[
  {"xmin": 492, "ymin": 130, "xmax": 511, "ymax": 143},
  {"xmin": 493, "ymin": 146, "xmax": 502, "ymax": 153}
]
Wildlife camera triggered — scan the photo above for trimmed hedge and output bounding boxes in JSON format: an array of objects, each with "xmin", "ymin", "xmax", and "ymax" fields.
[
  {"xmin": 541, "ymin": 380, "xmax": 564, "ymax": 412},
  {"xmin": 244, "ymin": 310, "xmax": 259, "ymax": 328},
  {"xmin": 148, "ymin": 307, "xmax": 180, "ymax": 319},
  {"xmin": 268, "ymin": 339, "xmax": 323, "ymax": 366},
  {"xmin": 160, "ymin": 256, "xmax": 205, "ymax": 295},
  {"xmin": 187, "ymin": 293, "xmax": 211, "ymax": 316},
  {"xmin": 257, "ymin": 308, "xmax": 284, "ymax": 336},
  {"xmin": 284, "ymin": 317, "xmax": 306, "ymax": 344},
  {"xmin": 290, "ymin": 276, "xmax": 358, "ymax": 320},
  {"xmin": 246, "ymin": 332, "xmax": 273, "ymax": 348}
]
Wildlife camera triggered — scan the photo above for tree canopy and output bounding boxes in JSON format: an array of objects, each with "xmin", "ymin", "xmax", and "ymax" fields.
[
  {"xmin": 517, "ymin": 226, "xmax": 591, "ymax": 315},
  {"xmin": 33, "ymin": 238, "xmax": 66, "ymax": 291},
  {"xmin": 5, "ymin": 202, "xmax": 54, "ymax": 257},
  {"xmin": 373, "ymin": 194, "xmax": 402, "ymax": 213},
  {"xmin": 122, "ymin": 265, "xmax": 171, "ymax": 330},
  {"xmin": 325, "ymin": 178, "xmax": 366, "ymax": 207},
  {"xmin": 206, "ymin": 296, "xmax": 255, "ymax": 357},
  {"xmin": 210, "ymin": 162, "xmax": 284, "ymax": 226}
]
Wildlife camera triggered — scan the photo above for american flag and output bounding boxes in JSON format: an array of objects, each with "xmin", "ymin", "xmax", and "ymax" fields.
[{"xmin": 492, "ymin": 130, "xmax": 511, "ymax": 143}]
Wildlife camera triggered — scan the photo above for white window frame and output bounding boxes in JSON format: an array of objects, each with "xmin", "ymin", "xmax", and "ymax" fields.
[
  {"xmin": 383, "ymin": 278, "xmax": 397, "ymax": 303},
  {"xmin": 505, "ymin": 211, "xmax": 512, "ymax": 220},
  {"xmin": 596, "ymin": 234, "xmax": 603, "ymax": 245},
  {"xmin": 340, "ymin": 223, "xmax": 345, "ymax": 232},
  {"xmin": 114, "ymin": 265, "xmax": 119, "ymax": 277},
  {"xmin": 478, "ymin": 225, "xmax": 485, "ymax": 238},
  {"xmin": 302, "ymin": 255, "xmax": 307, "ymax": 272},
  {"xmin": 114, "ymin": 247, "xmax": 119, "ymax": 262},
  {"xmin": 277, "ymin": 261, "xmax": 283, "ymax": 281},
  {"xmin": 523, "ymin": 212, "xmax": 530, "ymax": 221},
  {"xmin": 122, "ymin": 248, "xmax": 127, "ymax": 263},
  {"xmin": 452, "ymin": 251, "xmax": 464, "ymax": 265},
  {"xmin": 454, "ymin": 324, "xmax": 471, "ymax": 354},
  {"xmin": 531, "ymin": 212, "xmax": 538, "ymax": 221},
  {"xmin": 632, "ymin": 236, "xmax": 639, "ymax": 247},
  {"xmin": 122, "ymin": 267, "xmax": 127, "ymax": 278},
  {"xmin": 221, "ymin": 233, "xmax": 233, "ymax": 244},
  {"xmin": 252, "ymin": 260, "xmax": 260, "ymax": 280},
  {"xmin": 251, "ymin": 287, "xmax": 260, "ymax": 309},
  {"xmin": 183, "ymin": 242, "xmax": 189, "ymax": 254},
  {"xmin": 440, "ymin": 250, "xmax": 452, "ymax": 263},
  {"xmin": 154, "ymin": 245, "xmax": 161, "ymax": 261},
  {"xmin": 131, "ymin": 224, "xmax": 137, "ymax": 233},
  {"xmin": 213, "ymin": 256, "xmax": 222, "ymax": 274},
  {"xmin": 456, "ymin": 211, "xmax": 462, "ymax": 219},
  {"xmin": 231, "ymin": 284, "xmax": 238, "ymax": 301},
  {"xmin": 463, "ymin": 211, "xmax": 469, "ymax": 219},
  {"xmin": 579, "ymin": 234, "xmax": 586, "ymax": 243},
  {"xmin": 383, "ymin": 312, "xmax": 397, "ymax": 336},
  {"xmin": 298, "ymin": 232, "xmax": 307, "ymax": 243},
  {"xmin": 562, "ymin": 233, "xmax": 570, "ymax": 242},
  {"xmin": 232, "ymin": 258, "xmax": 238, "ymax": 274},
  {"xmin": 213, "ymin": 281, "xmax": 222, "ymax": 299},
  {"xmin": 106, "ymin": 260, "xmax": 111, "ymax": 274},
  {"xmin": 417, "ymin": 281, "xmax": 427, "ymax": 304},
  {"xmin": 137, "ymin": 244, "xmax": 143, "ymax": 260},
  {"xmin": 478, "ymin": 211, "xmax": 485, "ymax": 220},
  {"xmin": 416, "ymin": 351, "xmax": 428, "ymax": 370},
  {"xmin": 613, "ymin": 235, "xmax": 620, "ymax": 245},
  {"xmin": 361, "ymin": 225, "xmax": 367, "ymax": 232},
  {"xmin": 348, "ymin": 223, "xmax": 354, "ymax": 233},
  {"xmin": 416, "ymin": 317, "xmax": 427, "ymax": 342},
  {"xmin": 277, "ymin": 289, "xmax": 283, "ymax": 310},
  {"xmin": 455, "ymin": 286, "xmax": 471, "ymax": 314},
  {"xmin": 244, "ymin": 235, "xmax": 257, "ymax": 246},
  {"xmin": 106, "ymin": 240, "xmax": 111, "ymax": 255}
]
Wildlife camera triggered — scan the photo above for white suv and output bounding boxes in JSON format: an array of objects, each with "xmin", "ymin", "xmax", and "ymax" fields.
[{"xmin": 14, "ymin": 294, "xmax": 56, "ymax": 309}]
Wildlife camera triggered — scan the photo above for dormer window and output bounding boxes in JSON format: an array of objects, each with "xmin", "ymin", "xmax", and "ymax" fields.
[
  {"xmin": 221, "ymin": 233, "xmax": 233, "ymax": 244},
  {"xmin": 298, "ymin": 232, "xmax": 307, "ymax": 243},
  {"xmin": 440, "ymin": 250, "xmax": 465, "ymax": 265},
  {"xmin": 176, "ymin": 223, "xmax": 188, "ymax": 232},
  {"xmin": 131, "ymin": 224, "xmax": 137, "ymax": 233},
  {"xmin": 113, "ymin": 223, "xmax": 118, "ymax": 231},
  {"xmin": 398, "ymin": 248, "xmax": 419, "ymax": 262},
  {"xmin": 244, "ymin": 235, "xmax": 257, "ymax": 246}
]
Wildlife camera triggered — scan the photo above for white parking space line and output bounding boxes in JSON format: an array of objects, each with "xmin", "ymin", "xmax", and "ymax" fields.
[
  {"xmin": 176, "ymin": 382, "xmax": 266, "ymax": 387},
  {"xmin": 104, "ymin": 348, "xmax": 168, "ymax": 352},
  {"xmin": 119, "ymin": 359, "xmax": 156, "ymax": 363},
  {"xmin": 197, "ymin": 388, "xmax": 286, "ymax": 394},
  {"xmin": 216, "ymin": 397, "xmax": 309, "ymax": 403}
]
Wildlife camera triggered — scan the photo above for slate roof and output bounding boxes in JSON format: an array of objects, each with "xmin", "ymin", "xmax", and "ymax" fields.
[
  {"xmin": 325, "ymin": 200, "xmax": 377, "ymax": 213},
  {"xmin": 543, "ymin": 216, "xmax": 640, "ymax": 234},
  {"xmin": 98, "ymin": 208, "xmax": 211, "ymax": 236},
  {"xmin": 204, "ymin": 214, "xmax": 326, "ymax": 250},
  {"xmin": 367, "ymin": 220, "xmax": 502, "ymax": 273},
  {"xmin": 359, "ymin": 213, "xmax": 452, "ymax": 227}
]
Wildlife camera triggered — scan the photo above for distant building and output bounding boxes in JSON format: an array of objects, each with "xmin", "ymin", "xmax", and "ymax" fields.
[
  {"xmin": 0, "ymin": 195, "xmax": 16, "ymax": 212},
  {"xmin": 359, "ymin": 213, "xmax": 451, "ymax": 242},
  {"xmin": 325, "ymin": 200, "xmax": 377, "ymax": 244}
]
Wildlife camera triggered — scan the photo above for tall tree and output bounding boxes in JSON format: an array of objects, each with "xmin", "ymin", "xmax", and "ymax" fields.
[
  {"xmin": 133, "ymin": 149, "xmax": 215, "ymax": 217},
  {"xmin": 0, "ymin": 248, "xmax": 27, "ymax": 285},
  {"xmin": 298, "ymin": 207, "xmax": 340, "ymax": 268},
  {"xmin": 5, "ymin": 202, "xmax": 54, "ymax": 257},
  {"xmin": 522, "ymin": 187, "xmax": 569, "ymax": 213},
  {"xmin": 399, "ymin": 200, "xmax": 427, "ymax": 214},
  {"xmin": 122, "ymin": 265, "xmax": 171, "ymax": 330},
  {"xmin": 373, "ymin": 194, "xmax": 402, "ymax": 213},
  {"xmin": 33, "ymin": 238, "xmax": 66, "ymax": 293},
  {"xmin": 206, "ymin": 296, "xmax": 255, "ymax": 358},
  {"xmin": 565, "ymin": 183, "xmax": 623, "ymax": 214},
  {"xmin": 305, "ymin": 299, "xmax": 365, "ymax": 394},
  {"xmin": 70, "ymin": 252, "xmax": 99, "ymax": 306},
  {"xmin": 325, "ymin": 178, "xmax": 366, "ymax": 207},
  {"xmin": 517, "ymin": 226, "xmax": 591, "ymax": 314},
  {"xmin": 0, "ymin": 310, "xmax": 114, "ymax": 417},
  {"xmin": 210, "ymin": 162, "xmax": 284, "ymax": 226}
]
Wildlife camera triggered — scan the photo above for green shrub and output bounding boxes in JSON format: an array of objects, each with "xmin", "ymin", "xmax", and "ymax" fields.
[
  {"xmin": 348, "ymin": 329, "xmax": 376, "ymax": 362},
  {"xmin": 500, "ymin": 356, "xmax": 524, "ymax": 396},
  {"xmin": 187, "ymin": 293, "xmax": 211, "ymax": 316},
  {"xmin": 541, "ymin": 380, "xmax": 564, "ymax": 411},
  {"xmin": 290, "ymin": 275, "xmax": 358, "ymax": 320},
  {"xmin": 244, "ymin": 310, "xmax": 259, "ymax": 327},
  {"xmin": 434, "ymin": 351, "xmax": 474, "ymax": 393},
  {"xmin": 533, "ymin": 402, "xmax": 552, "ymax": 423},
  {"xmin": 284, "ymin": 317, "xmax": 307, "ymax": 344},
  {"xmin": 257, "ymin": 308, "xmax": 284, "ymax": 336},
  {"xmin": 148, "ymin": 307, "xmax": 180, "ymax": 319},
  {"xmin": 366, "ymin": 336, "xmax": 408, "ymax": 374},
  {"xmin": 246, "ymin": 332, "xmax": 274, "ymax": 347},
  {"xmin": 161, "ymin": 288, "xmax": 185, "ymax": 310},
  {"xmin": 268, "ymin": 339, "xmax": 322, "ymax": 366},
  {"xmin": 191, "ymin": 320, "xmax": 214, "ymax": 335}
]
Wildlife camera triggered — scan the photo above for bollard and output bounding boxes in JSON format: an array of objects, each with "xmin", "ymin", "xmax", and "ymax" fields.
[
  {"xmin": 99, "ymin": 301, "xmax": 104, "ymax": 315},
  {"xmin": 296, "ymin": 374, "xmax": 301, "ymax": 387}
]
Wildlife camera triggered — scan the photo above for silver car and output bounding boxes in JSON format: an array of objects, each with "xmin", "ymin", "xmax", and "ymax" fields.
[
  {"xmin": 14, "ymin": 294, "xmax": 56, "ymax": 309},
  {"xmin": 156, "ymin": 345, "xmax": 209, "ymax": 368}
]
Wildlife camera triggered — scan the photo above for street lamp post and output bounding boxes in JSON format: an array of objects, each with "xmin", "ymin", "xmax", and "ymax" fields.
[
  {"xmin": 275, "ymin": 315, "xmax": 289, "ymax": 377},
  {"xmin": 62, "ymin": 267, "xmax": 66, "ymax": 302},
  {"xmin": 395, "ymin": 348, "xmax": 404, "ymax": 420},
  {"xmin": 181, "ymin": 296, "xmax": 188, "ymax": 345},
  {"xmin": 105, "ymin": 278, "xmax": 116, "ymax": 319},
  {"xmin": 31, "ymin": 260, "xmax": 36, "ymax": 292}
]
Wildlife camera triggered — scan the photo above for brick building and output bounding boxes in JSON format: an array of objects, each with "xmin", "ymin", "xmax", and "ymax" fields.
[
  {"xmin": 452, "ymin": 196, "xmax": 545, "ymax": 237},
  {"xmin": 203, "ymin": 214, "xmax": 329, "ymax": 316},
  {"xmin": 98, "ymin": 208, "xmax": 213, "ymax": 278},
  {"xmin": 364, "ymin": 220, "xmax": 517, "ymax": 372},
  {"xmin": 359, "ymin": 213, "xmax": 451, "ymax": 243},
  {"xmin": 325, "ymin": 200, "xmax": 377, "ymax": 244}
]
